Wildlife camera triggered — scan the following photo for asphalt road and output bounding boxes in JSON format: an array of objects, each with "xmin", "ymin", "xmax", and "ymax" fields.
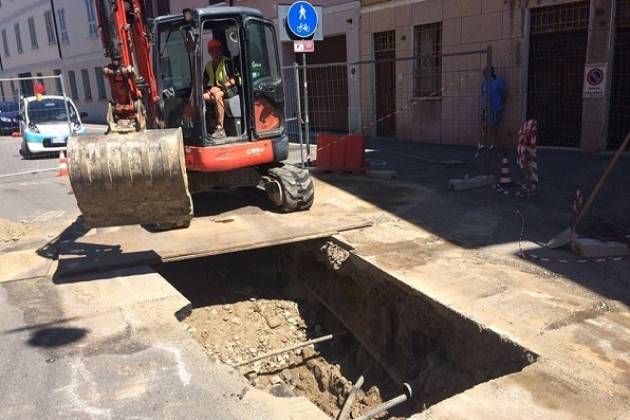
[{"xmin": 0, "ymin": 125, "xmax": 106, "ymax": 225}]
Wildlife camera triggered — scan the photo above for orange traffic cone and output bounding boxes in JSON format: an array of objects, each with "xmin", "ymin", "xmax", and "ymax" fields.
[
  {"xmin": 57, "ymin": 151, "xmax": 68, "ymax": 177},
  {"xmin": 498, "ymin": 156, "xmax": 512, "ymax": 185}
]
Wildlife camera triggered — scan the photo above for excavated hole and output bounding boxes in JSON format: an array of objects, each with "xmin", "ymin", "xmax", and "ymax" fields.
[{"xmin": 155, "ymin": 240, "xmax": 536, "ymax": 419}]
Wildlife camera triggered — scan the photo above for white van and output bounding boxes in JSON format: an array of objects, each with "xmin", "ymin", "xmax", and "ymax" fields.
[{"xmin": 19, "ymin": 95, "xmax": 87, "ymax": 158}]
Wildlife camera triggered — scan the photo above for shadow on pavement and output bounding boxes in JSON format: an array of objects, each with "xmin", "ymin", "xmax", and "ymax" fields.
[{"xmin": 28, "ymin": 327, "xmax": 89, "ymax": 348}]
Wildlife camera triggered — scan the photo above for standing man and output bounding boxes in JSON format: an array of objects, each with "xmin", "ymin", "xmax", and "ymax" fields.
[
  {"xmin": 479, "ymin": 66, "xmax": 506, "ymax": 154},
  {"xmin": 203, "ymin": 39, "xmax": 238, "ymax": 140}
]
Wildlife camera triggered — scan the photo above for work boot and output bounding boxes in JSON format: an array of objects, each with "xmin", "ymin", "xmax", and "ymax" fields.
[{"xmin": 211, "ymin": 127, "xmax": 226, "ymax": 139}]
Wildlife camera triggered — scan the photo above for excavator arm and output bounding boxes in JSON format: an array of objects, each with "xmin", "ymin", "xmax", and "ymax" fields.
[
  {"xmin": 66, "ymin": 0, "xmax": 193, "ymax": 229},
  {"xmin": 96, "ymin": 0, "xmax": 161, "ymax": 132}
]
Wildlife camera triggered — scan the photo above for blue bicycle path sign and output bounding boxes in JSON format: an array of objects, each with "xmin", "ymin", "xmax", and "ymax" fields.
[{"xmin": 287, "ymin": 1, "xmax": 319, "ymax": 39}]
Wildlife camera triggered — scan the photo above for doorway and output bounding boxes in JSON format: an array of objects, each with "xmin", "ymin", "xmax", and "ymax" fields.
[
  {"xmin": 295, "ymin": 34, "xmax": 349, "ymax": 133},
  {"xmin": 527, "ymin": 2, "xmax": 589, "ymax": 147},
  {"xmin": 608, "ymin": 0, "xmax": 630, "ymax": 149},
  {"xmin": 373, "ymin": 30, "xmax": 396, "ymax": 138}
]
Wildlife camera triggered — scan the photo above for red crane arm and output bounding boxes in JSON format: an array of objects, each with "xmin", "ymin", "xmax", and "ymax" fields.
[{"xmin": 95, "ymin": 0, "xmax": 160, "ymax": 131}]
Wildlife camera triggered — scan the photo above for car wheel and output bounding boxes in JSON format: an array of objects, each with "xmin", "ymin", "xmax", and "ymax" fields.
[{"xmin": 19, "ymin": 142, "xmax": 33, "ymax": 160}]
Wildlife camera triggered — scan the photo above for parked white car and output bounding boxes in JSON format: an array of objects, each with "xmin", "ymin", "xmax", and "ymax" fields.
[{"xmin": 19, "ymin": 95, "xmax": 87, "ymax": 158}]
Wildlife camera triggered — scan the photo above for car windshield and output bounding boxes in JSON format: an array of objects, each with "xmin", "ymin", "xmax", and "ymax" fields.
[
  {"xmin": 27, "ymin": 98, "xmax": 78, "ymax": 123},
  {"xmin": 0, "ymin": 102, "xmax": 18, "ymax": 112}
]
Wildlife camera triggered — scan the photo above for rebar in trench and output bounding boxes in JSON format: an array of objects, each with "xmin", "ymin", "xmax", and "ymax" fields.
[
  {"xmin": 337, "ymin": 366, "xmax": 370, "ymax": 420},
  {"xmin": 355, "ymin": 383, "xmax": 413, "ymax": 420},
  {"xmin": 233, "ymin": 331, "xmax": 348, "ymax": 368}
]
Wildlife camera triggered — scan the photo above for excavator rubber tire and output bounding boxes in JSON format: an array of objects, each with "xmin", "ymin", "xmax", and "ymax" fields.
[
  {"xmin": 268, "ymin": 164, "xmax": 314, "ymax": 212},
  {"xmin": 66, "ymin": 128, "xmax": 193, "ymax": 228}
]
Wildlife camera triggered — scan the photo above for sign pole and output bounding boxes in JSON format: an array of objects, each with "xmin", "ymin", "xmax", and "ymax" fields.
[
  {"xmin": 302, "ymin": 53, "xmax": 311, "ymax": 165},
  {"xmin": 293, "ymin": 61, "xmax": 305, "ymax": 167}
]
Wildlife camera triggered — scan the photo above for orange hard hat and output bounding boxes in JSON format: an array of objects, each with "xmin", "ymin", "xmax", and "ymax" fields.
[{"xmin": 207, "ymin": 39, "xmax": 222, "ymax": 50}]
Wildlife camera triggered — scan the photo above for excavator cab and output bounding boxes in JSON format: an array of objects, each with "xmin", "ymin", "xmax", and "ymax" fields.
[
  {"xmin": 67, "ymin": 6, "xmax": 313, "ymax": 229},
  {"xmin": 156, "ymin": 8, "xmax": 284, "ymax": 147}
]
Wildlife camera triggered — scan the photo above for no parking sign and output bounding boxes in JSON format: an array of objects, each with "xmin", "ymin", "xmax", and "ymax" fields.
[{"xmin": 583, "ymin": 63, "xmax": 607, "ymax": 98}]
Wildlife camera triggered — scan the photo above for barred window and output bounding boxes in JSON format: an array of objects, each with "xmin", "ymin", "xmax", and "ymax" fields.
[
  {"xmin": 54, "ymin": 69, "xmax": 62, "ymax": 94},
  {"xmin": 44, "ymin": 11, "xmax": 56, "ymax": 44},
  {"xmin": 530, "ymin": 2, "xmax": 589, "ymax": 34},
  {"xmin": 1, "ymin": 29, "xmax": 9, "ymax": 57},
  {"xmin": 58, "ymin": 8, "xmax": 69, "ymax": 45},
  {"xmin": 28, "ymin": 17, "xmax": 38, "ymax": 49},
  {"xmin": 85, "ymin": 0, "xmax": 98, "ymax": 36},
  {"xmin": 413, "ymin": 22, "xmax": 442, "ymax": 97},
  {"xmin": 68, "ymin": 71, "xmax": 79, "ymax": 100},
  {"xmin": 14, "ymin": 22, "xmax": 23, "ymax": 54},
  {"xmin": 81, "ymin": 69, "xmax": 92, "ymax": 100},
  {"xmin": 94, "ymin": 67, "xmax": 107, "ymax": 100}
]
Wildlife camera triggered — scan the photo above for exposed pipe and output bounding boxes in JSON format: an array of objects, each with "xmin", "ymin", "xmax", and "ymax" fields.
[
  {"xmin": 337, "ymin": 367, "xmax": 370, "ymax": 420},
  {"xmin": 233, "ymin": 331, "xmax": 347, "ymax": 368},
  {"xmin": 355, "ymin": 383, "xmax": 413, "ymax": 420}
]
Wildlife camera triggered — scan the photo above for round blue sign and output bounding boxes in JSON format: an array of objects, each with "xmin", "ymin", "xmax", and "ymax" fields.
[{"xmin": 287, "ymin": 1, "xmax": 319, "ymax": 38}]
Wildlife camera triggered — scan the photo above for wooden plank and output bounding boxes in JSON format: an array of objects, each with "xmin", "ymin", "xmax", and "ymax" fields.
[{"xmin": 56, "ymin": 210, "xmax": 369, "ymax": 277}]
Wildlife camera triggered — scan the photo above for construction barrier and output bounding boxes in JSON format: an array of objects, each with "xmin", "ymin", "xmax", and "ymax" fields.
[{"xmin": 316, "ymin": 133, "xmax": 365, "ymax": 174}]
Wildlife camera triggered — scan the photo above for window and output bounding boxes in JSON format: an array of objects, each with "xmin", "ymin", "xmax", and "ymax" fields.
[
  {"xmin": 94, "ymin": 67, "xmax": 107, "ymax": 100},
  {"xmin": 1, "ymin": 29, "xmax": 9, "ymax": 57},
  {"xmin": 44, "ymin": 11, "xmax": 56, "ymax": 44},
  {"xmin": 246, "ymin": 20, "xmax": 282, "ymax": 135},
  {"xmin": 27, "ymin": 17, "xmax": 38, "ymax": 49},
  {"xmin": 413, "ymin": 22, "xmax": 442, "ymax": 97},
  {"xmin": 19, "ymin": 72, "xmax": 34, "ymax": 95},
  {"xmin": 14, "ymin": 22, "xmax": 23, "ymax": 54},
  {"xmin": 53, "ymin": 69, "xmax": 62, "ymax": 94},
  {"xmin": 81, "ymin": 69, "xmax": 92, "ymax": 100},
  {"xmin": 85, "ymin": 0, "xmax": 98, "ymax": 36},
  {"xmin": 68, "ymin": 71, "xmax": 79, "ymax": 99},
  {"xmin": 58, "ymin": 8, "xmax": 69, "ymax": 45},
  {"xmin": 158, "ymin": 26, "xmax": 191, "ymax": 90}
]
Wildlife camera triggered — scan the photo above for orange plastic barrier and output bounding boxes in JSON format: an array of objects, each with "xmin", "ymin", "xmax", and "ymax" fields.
[{"xmin": 316, "ymin": 133, "xmax": 365, "ymax": 173}]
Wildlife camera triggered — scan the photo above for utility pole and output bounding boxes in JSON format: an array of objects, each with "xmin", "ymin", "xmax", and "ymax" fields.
[{"xmin": 49, "ymin": 0, "xmax": 63, "ymax": 59}]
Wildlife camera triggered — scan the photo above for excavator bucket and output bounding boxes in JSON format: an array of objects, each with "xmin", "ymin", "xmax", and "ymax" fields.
[{"xmin": 67, "ymin": 128, "xmax": 193, "ymax": 228}]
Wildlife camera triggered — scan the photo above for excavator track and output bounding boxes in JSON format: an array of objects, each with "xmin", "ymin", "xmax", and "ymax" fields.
[{"xmin": 67, "ymin": 128, "xmax": 193, "ymax": 228}]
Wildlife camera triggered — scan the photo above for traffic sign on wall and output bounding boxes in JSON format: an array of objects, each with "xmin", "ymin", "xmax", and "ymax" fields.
[{"xmin": 583, "ymin": 63, "xmax": 608, "ymax": 98}]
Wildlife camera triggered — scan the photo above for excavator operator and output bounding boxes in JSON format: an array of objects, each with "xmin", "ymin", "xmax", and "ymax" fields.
[{"xmin": 203, "ymin": 39, "xmax": 238, "ymax": 140}]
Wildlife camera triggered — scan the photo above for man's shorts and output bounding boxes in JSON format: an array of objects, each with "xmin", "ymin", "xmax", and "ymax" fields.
[{"xmin": 480, "ymin": 109, "xmax": 502, "ymax": 127}]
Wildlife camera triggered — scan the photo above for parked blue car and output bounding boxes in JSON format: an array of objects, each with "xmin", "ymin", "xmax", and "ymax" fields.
[{"xmin": 0, "ymin": 101, "xmax": 19, "ymax": 136}]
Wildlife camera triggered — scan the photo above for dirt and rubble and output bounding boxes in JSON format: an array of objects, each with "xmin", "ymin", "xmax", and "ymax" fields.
[
  {"xmin": 0, "ymin": 218, "xmax": 30, "ymax": 243},
  {"xmin": 157, "ymin": 256, "xmax": 408, "ymax": 419}
]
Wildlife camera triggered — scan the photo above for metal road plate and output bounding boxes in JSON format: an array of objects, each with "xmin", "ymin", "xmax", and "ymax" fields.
[{"xmin": 56, "ymin": 208, "xmax": 370, "ymax": 277}]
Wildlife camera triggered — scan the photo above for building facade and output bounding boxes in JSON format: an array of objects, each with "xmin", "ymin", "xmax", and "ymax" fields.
[
  {"xmin": 0, "ymin": 0, "xmax": 110, "ymax": 121},
  {"xmin": 359, "ymin": 0, "xmax": 627, "ymax": 151},
  {"xmin": 2, "ymin": 0, "xmax": 623, "ymax": 150}
]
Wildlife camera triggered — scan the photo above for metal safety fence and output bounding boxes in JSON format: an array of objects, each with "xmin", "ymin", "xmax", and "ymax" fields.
[{"xmin": 282, "ymin": 46, "xmax": 495, "ymax": 171}]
